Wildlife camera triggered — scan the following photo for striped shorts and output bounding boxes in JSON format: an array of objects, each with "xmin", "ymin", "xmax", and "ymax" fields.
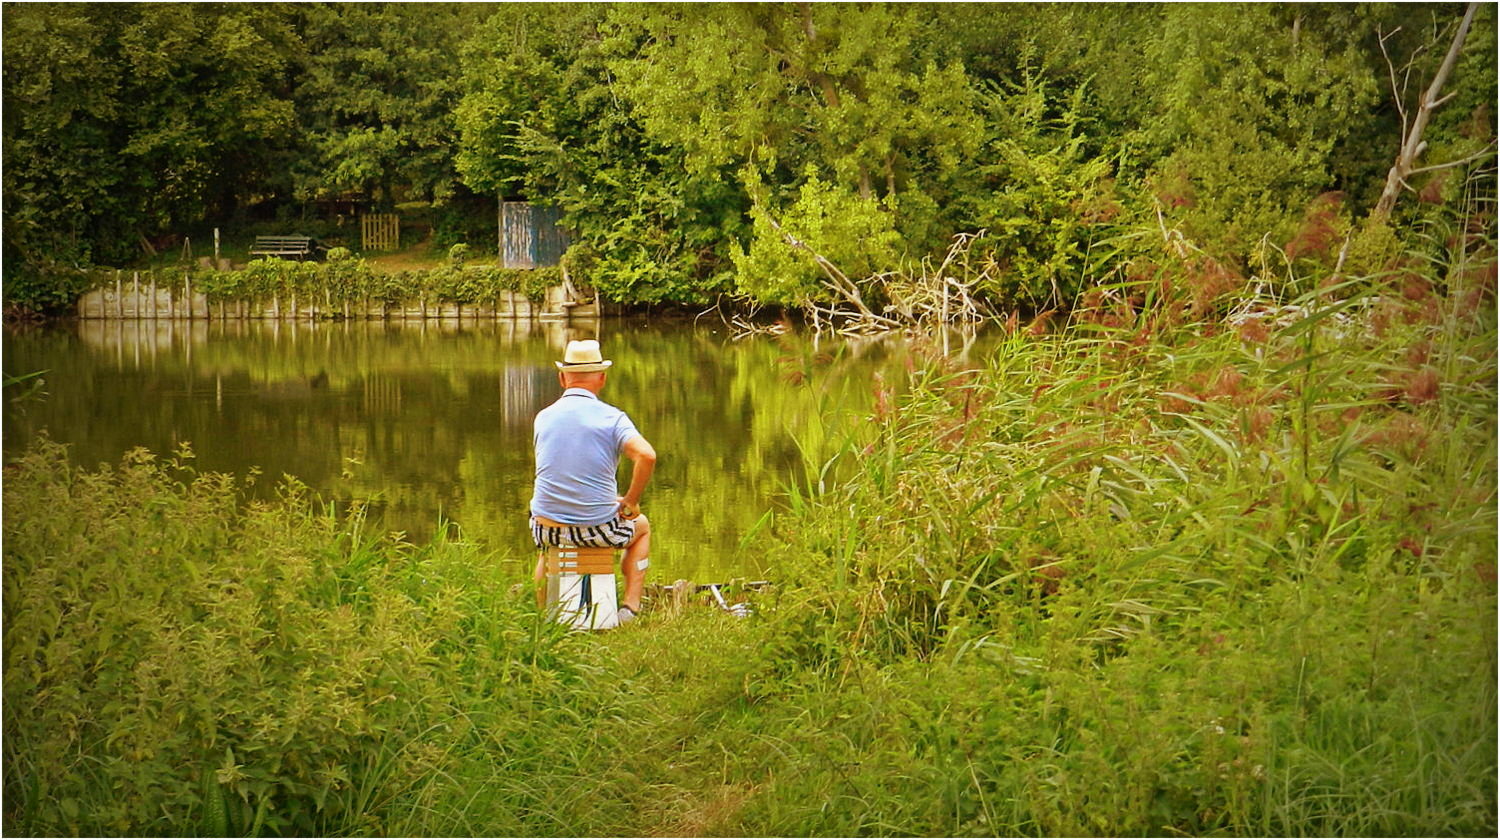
[{"xmin": 531, "ymin": 514, "xmax": 637, "ymax": 550}]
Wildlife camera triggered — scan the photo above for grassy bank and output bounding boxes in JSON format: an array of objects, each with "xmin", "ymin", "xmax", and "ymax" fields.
[{"xmin": 4, "ymin": 224, "xmax": 1496, "ymax": 835}]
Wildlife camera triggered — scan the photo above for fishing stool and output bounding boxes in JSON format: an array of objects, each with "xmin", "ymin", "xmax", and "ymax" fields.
[{"xmin": 542, "ymin": 545, "xmax": 622, "ymax": 630}]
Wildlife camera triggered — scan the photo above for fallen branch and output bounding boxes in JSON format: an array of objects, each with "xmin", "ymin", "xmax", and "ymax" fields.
[
  {"xmin": 761, "ymin": 211, "xmax": 996, "ymax": 338},
  {"xmin": 762, "ymin": 214, "xmax": 903, "ymax": 331}
]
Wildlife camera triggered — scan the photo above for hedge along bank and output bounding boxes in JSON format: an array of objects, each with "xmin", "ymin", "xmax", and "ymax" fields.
[{"xmin": 66, "ymin": 249, "xmax": 594, "ymax": 321}]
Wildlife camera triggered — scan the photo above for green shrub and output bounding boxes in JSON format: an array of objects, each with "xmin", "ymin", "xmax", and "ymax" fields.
[
  {"xmin": 732, "ymin": 168, "xmax": 905, "ymax": 307},
  {"xmin": 187, "ymin": 259, "xmax": 561, "ymax": 310},
  {"xmin": 960, "ymin": 74, "xmax": 1132, "ymax": 310},
  {"xmin": 2, "ymin": 264, "xmax": 113, "ymax": 315}
]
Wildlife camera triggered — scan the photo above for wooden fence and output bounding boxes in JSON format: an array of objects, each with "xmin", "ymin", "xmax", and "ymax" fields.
[{"xmin": 361, "ymin": 213, "xmax": 400, "ymax": 251}]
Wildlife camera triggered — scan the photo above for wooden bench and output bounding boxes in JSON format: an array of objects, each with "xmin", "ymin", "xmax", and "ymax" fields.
[{"xmin": 248, "ymin": 235, "xmax": 324, "ymax": 260}]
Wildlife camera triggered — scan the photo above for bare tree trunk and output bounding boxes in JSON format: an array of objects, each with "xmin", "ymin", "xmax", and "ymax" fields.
[{"xmin": 1374, "ymin": 2, "xmax": 1482, "ymax": 218}]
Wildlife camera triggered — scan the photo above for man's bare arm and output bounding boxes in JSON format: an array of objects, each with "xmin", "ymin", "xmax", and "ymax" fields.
[{"xmin": 619, "ymin": 434, "xmax": 657, "ymax": 516}]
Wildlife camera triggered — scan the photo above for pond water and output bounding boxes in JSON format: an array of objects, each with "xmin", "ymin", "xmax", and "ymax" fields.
[{"xmin": 3, "ymin": 318, "xmax": 960, "ymax": 581}]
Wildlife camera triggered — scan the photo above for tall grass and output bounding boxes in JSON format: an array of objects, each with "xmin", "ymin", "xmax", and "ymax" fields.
[
  {"xmin": 733, "ymin": 214, "xmax": 1496, "ymax": 835},
  {"xmin": 3, "ymin": 214, "xmax": 1494, "ymax": 836}
]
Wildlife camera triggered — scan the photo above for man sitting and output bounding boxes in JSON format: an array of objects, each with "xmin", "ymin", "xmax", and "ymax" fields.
[{"xmin": 530, "ymin": 339, "xmax": 657, "ymax": 624}]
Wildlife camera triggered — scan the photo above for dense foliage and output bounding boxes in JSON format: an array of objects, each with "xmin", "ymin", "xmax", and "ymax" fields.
[
  {"xmin": 2, "ymin": 4, "xmax": 297, "ymax": 271},
  {"xmin": 3, "ymin": 3, "xmax": 1494, "ymax": 312},
  {"xmin": 5, "ymin": 209, "xmax": 1493, "ymax": 835}
]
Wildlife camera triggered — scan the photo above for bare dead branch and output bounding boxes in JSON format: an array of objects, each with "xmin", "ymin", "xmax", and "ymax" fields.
[
  {"xmin": 1405, "ymin": 140, "xmax": 1499, "ymax": 178},
  {"xmin": 1377, "ymin": 27, "xmax": 1409, "ymax": 129},
  {"xmin": 1374, "ymin": 2, "xmax": 1481, "ymax": 218}
]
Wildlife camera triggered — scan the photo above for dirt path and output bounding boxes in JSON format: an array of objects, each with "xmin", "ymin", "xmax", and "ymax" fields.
[{"xmin": 366, "ymin": 229, "xmax": 443, "ymax": 273}]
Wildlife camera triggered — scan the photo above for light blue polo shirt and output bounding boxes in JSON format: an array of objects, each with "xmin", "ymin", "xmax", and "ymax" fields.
[{"xmin": 530, "ymin": 388, "xmax": 641, "ymax": 525}]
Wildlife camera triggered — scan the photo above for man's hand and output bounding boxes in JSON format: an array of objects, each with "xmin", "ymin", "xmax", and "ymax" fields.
[{"xmin": 617, "ymin": 496, "xmax": 641, "ymax": 519}]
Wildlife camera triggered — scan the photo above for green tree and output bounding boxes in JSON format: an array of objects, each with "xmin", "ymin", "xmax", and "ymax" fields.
[
  {"xmin": 606, "ymin": 3, "xmax": 982, "ymax": 301},
  {"xmin": 290, "ymin": 4, "xmax": 487, "ymax": 208},
  {"xmin": 457, "ymin": 5, "xmax": 743, "ymax": 303},
  {"xmin": 1365, "ymin": 3, "xmax": 1496, "ymax": 220},
  {"xmin": 731, "ymin": 168, "xmax": 904, "ymax": 307},
  {"xmin": 958, "ymin": 69, "xmax": 1123, "ymax": 309},
  {"xmin": 1130, "ymin": 5, "xmax": 1385, "ymax": 260},
  {"xmin": 3, "ymin": 4, "xmax": 122, "ymax": 271},
  {"xmin": 3, "ymin": 3, "xmax": 296, "ymax": 279}
]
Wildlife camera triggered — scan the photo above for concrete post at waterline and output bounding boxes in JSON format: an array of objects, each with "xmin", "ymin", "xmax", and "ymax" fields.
[
  {"xmin": 78, "ymin": 283, "xmax": 210, "ymax": 319},
  {"xmin": 75, "ymin": 280, "xmax": 596, "ymax": 320}
]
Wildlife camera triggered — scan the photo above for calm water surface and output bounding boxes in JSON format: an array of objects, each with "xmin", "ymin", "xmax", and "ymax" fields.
[{"xmin": 4, "ymin": 318, "xmax": 954, "ymax": 580}]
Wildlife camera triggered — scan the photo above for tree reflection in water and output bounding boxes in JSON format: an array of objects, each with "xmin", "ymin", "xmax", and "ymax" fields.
[{"xmin": 5, "ymin": 317, "xmax": 946, "ymax": 580}]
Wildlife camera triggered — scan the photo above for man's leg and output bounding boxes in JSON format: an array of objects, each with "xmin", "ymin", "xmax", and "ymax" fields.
[
  {"xmin": 533, "ymin": 552, "xmax": 547, "ymax": 609},
  {"xmin": 620, "ymin": 513, "xmax": 651, "ymax": 612}
]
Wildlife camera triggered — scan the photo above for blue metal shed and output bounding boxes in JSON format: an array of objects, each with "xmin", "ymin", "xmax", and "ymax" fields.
[{"xmin": 499, "ymin": 200, "xmax": 571, "ymax": 269}]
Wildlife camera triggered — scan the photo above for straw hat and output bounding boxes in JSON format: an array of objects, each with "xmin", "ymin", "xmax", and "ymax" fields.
[{"xmin": 555, "ymin": 339, "xmax": 613, "ymax": 372}]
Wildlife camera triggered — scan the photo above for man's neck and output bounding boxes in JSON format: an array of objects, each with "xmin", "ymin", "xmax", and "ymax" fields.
[{"xmin": 560, "ymin": 374, "xmax": 606, "ymax": 396}]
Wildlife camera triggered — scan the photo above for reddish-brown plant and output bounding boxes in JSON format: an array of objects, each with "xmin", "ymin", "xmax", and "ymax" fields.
[
  {"xmin": 1205, "ymin": 368, "xmax": 1245, "ymax": 401},
  {"xmin": 1417, "ymin": 172, "xmax": 1448, "ymax": 204},
  {"xmin": 1362, "ymin": 413, "xmax": 1432, "ymax": 460},
  {"xmin": 1241, "ymin": 406, "xmax": 1276, "ymax": 443},
  {"xmin": 1286, "ymin": 191, "xmax": 1345, "ymax": 261},
  {"xmin": 1405, "ymin": 367, "xmax": 1440, "ymax": 404},
  {"xmin": 1406, "ymin": 340, "xmax": 1434, "ymax": 368},
  {"xmin": 1027, "ymin": 310, "xmax": 1057, "ymax": 337},
  {"xmin": 1237, "ymin": 318, "xmax": 1271, "ymax": 345}
]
